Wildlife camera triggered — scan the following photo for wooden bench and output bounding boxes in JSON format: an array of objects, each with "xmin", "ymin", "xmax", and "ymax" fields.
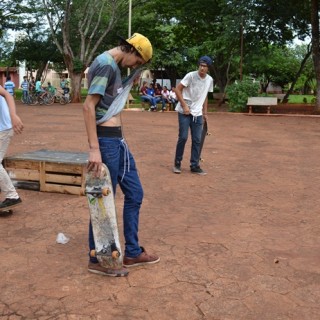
[
  {"xmin": 247, "ymin": 97, "xmax": 278, "ymax": 114},
  {"xmin": 4, "ymin": 149, "xmax": 88, "ymax": 195}
]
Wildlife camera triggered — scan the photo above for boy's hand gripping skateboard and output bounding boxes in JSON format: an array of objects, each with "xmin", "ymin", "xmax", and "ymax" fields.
[{"xmin": 85, "ymin": 164, "xmax": 124, "ymax": 272}]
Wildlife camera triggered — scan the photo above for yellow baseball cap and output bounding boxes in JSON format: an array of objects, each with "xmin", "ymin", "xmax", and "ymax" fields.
[{"xmin": 125, "ymin": 33, "xmax": 153, "ymax": 63}]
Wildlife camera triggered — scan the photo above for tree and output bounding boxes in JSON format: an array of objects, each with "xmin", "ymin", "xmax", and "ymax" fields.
[
  {"xmin": 11, "ymin": 30, "xmax": 64, "ymax": 82},
  {"xmin": 311, "ymin": 0, "xmax": 320, "ymax": 110},
  {"xmin": 42, "ymin": 0, "xmax": 129, "ymax": 102},
  {"xmin": 0, "ymin": 1, "xmax": 45, "ymax": 38}
]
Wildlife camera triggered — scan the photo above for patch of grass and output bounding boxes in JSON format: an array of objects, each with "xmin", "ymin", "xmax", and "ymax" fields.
[{"xmin": 287, "ymin": 95, "xmax": 315, "ymax": 104}]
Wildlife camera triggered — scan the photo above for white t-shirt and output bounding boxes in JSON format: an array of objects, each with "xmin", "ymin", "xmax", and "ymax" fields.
[
  {"xmin": 0, "ymin": 95, "xmax": 12, "ymax": 132},
  {"xmin": 175, "ymin": 71, "xmax": 213, "ymax": 116}
]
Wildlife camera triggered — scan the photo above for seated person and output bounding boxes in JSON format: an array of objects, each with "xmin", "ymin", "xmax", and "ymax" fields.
[
  {"xmin": 47, "ymin": 82, "xmax": 56, "ymax": 95},
  {"xmin": 161, "ymin": 86, "xmax": 170, "ymax": 111},
  {"xmin": 169, "ymin": 86, "xmax": 178, "ymax": 109},
  {"xmin": 140, "ymin": 81, "xmax": 156, "ymax": 110},
  {"xmin": 35, "ymin": 78, "xmax": 46, "ymax": 98},
  {"xmin": 154, "ymin": 83, "xmax": 163, "ymax": 110}
]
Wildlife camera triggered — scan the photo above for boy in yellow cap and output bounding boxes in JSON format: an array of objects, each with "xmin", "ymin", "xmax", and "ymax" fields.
[{"xmin": 83, "ymin": 33, "xmax": 160, "ymax": 277}]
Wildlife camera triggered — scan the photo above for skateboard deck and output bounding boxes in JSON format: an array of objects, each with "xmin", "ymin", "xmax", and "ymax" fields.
[
  {"xmin": 85, "ymin": 164, "xmax": 123, "ymax": 269},
  {"xmin": 199, "ymin": 120, "xmax": 210, "ymax": 161}
]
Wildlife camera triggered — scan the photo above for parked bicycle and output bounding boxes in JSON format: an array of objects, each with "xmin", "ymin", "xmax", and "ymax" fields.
[
  {"xmin": 53, "ymin": 90, "xmax": 72, "ymax": 105},
  {"xmin": 21, "ymin": 93, "xmax": 33, "ymax": 105}
]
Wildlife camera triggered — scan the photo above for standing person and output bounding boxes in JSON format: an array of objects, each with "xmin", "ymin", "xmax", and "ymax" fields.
[
  {"xmin": 83, "ymin": 33, "xmax": 160, "ymax": 277},
  {"xmin": 20, "ymin": 76, "xmax": 29, "ymax": 104},
  {"xmin": 4, "ymin": 76, "xmax": 15, "ymax": 96},
  {"xmin": 29, "ymin": 77, "xmax": 36, "ymax": 93},
  {"xmin": 0, "ymin": 86, "xmax": 24, "ymax": 212},
  {"xmin": 173, "ymin": 56, "xmax": 214, "ymax": 175}
]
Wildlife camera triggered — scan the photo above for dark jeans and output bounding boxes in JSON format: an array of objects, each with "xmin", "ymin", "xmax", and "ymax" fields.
[
  {"xmin": 174, "ymin": 113, "xmax": 203, "ymax": 168},
  {"xmin": 141, "ymin": 95, "xmax": 156, "ymax": 107},
  {"xmin": 22, "ymin": 90, "xmax": 29, "ymax": 103},
  {"xmin": 88, "ymin": 137, "xmax": 143, "ymax": 262}
]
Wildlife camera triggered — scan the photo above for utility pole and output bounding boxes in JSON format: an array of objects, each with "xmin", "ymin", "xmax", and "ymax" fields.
[
  {"xmin": 240, "ymin": 17, "xmax": 244, "ymax": 81},
  {"xmin": 126, "ymin": 0, "xmax": 132, "ymax": 108}
]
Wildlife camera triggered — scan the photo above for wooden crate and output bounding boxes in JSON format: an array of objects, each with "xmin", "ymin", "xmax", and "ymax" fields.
[{"xmin": 4, "ymin": 149, "xmax": 88, "ymax": 195}]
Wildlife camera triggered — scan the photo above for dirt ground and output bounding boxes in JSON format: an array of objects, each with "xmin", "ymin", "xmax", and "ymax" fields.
[{"xmin": 1, "ymin": 102, "xmax": 320, "ymax": 320}]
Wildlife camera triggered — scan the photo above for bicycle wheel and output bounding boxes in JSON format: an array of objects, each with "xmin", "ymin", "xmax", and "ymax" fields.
[
  {"xmin": 60, "ymin": 97, "xmax": 67, "ymax": 105},
  {"xmin": 44, "ymin": 94, "xmax": 55, "ymax": 105},
  {"xmin": 28, "ymin": 94, "xmax": 38, "ymax": 105}
]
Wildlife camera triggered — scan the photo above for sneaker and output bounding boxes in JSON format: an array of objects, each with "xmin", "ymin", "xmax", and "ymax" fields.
[
  {"xmin": 123, "ymin": 247, "xmax": 160, "ymax": 268},
  {"xmin": 190, "ymin": 166, "xmax": 207, "ymax": 175},
  {"xmin": 88, "ymin": 261, "xmax": 129, "ymax": 277},
  {"xmin": 0, "ymin": 197, "xmax": 22, "ymax": 210},
  {"xmin": 173, "ymin": 164, "xmax": 181, "ymax": 174}
]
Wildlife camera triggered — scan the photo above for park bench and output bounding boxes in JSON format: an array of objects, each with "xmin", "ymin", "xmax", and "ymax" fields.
[{"xmin": 247, "ymin": 97, "xmax": 278, "ymax": 114}]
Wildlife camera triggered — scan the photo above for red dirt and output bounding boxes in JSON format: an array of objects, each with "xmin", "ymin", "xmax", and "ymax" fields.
[{"xmin": 1, "ymin": 102, "xmax": 320, "ymax": 319}]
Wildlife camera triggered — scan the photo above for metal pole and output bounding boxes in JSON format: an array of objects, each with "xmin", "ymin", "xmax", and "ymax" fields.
[
  {"xmin": 240, "ymin": 18, "xmax": 244, "ymax": 81},
  {"xmin": 126, "ymin": 0, "xmax": 132, "ymax": 109}
]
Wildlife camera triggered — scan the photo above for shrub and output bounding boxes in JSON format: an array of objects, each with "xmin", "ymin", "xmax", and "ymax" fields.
[{"xmin": 226, "ymin": 79, "xmax": 260, "ymax": 112}]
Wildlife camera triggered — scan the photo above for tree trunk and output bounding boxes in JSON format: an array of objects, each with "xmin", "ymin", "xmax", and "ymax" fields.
[
  {"xmin": 69, "ymin": 72, "xmax": 83, "ymax": 103},
  {"xmin": 311, "ymin": 0, "xmax": 320, "ymax": 111},
  {"xmin": 283, "ymin": 48, "xmax": 312, "ymax": 103}
]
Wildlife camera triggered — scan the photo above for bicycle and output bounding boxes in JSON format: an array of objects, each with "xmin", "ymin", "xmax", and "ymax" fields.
[
  {"xmin": 54, "ymin": 90, "xmax": 71, "ymax": 105},
  {"xmin": 28, "ymin": 91, "xmax": 54, "ymax": 106},
  {"xmin": 21, "ymin": 92, "xmax": 33, "ymax": 105}
]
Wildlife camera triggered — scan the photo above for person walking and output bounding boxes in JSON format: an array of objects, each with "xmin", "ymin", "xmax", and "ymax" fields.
[
  {"xmin": 0, "ymin": 86, "xmax": 24, "ymax": 212},
  {"xmin": 4, "ymin": 76, "xmax": 15, "ymax": 96},
  {"xmin": 173, "ymin": 56, "xmax": 214, "ymax": 175},
  {"xmin": 83, "ymin": 33, "xmax": 160, "ymax": 277}
]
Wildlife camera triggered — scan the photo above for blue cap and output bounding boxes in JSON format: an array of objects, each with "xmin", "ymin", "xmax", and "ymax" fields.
[{"xmin": 198, "ymin": 56, "xmax": 213, "ymax": 66}]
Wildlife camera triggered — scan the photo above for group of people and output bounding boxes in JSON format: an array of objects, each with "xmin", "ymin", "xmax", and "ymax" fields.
[
  {"xmin": 20, "ymin": 75, "xmax": 70, "ymax": 103},
  {"xmin": 1, "ymin": 32, "xmax": 213, "ymax": 279},
  {"xmin": 139, "ymin": 81, "xmax": 178, "ymax": 112}
]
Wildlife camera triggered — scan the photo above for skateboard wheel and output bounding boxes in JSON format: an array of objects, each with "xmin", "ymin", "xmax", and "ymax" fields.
[
  {"xmin": 90, "ymin": 250, "xmax": 96, "ymax": 257},
  {"xmin": 112, "ymin": 250, "xmax": 120, "ymax": 259},
  {"xmin": 101, "ymin": 188, "xmax": 110, "ymax": 196}
]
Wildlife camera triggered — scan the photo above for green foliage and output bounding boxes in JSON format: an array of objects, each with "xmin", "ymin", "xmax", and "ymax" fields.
[
  {"xmin": 226, "ymin": 78, "xmax": 260, "ymax": 112},
  {"xmin": 72, "ymin": 58, "xmax": 84, "ymax": 73}
]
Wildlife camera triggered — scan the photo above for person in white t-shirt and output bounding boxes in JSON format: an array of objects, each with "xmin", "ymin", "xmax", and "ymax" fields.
[
  {"xmin": 173, "ymin": 56, "xmax": 214, "ymax": 175},
  {"xmin": 0, "ymin": 86, "xmax": 24, "ymax": 213},
  {"xmin": 169, "ymin": 87, "xmax": 178, "ymax": 109}
]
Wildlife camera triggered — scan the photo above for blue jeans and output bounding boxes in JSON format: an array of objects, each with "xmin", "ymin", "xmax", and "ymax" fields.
[
  {"xmin": 22, "ymin": 90, "xmax": 29, "ymax": 103},
  {"xmin": 141, "ymin": 95, "xmax": 156, "ymax": 107},
  {"xmin": 174, "ymin": 113, "xmax": 203, "ymax": 168},
  {"xmin": 88, "ymin": 137, "xmax": 143, "ymax": 262}
]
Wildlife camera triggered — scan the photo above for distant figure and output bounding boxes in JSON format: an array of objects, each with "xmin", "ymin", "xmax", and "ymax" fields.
[
  {"xmin": 60, "ymin": 75, "xmax": 69, "ymax": 89},
  {"xmin": 4, "ymin": 76, "xmax": 15, "ymax": 96},
  {"xmin": 20, "ymin": 76, "xmax": 29, "ymax": 103},
  {"xmin": 161, "ymin": 86, "xmax": 170, "ymax": 111},
  {"xmin": 173, "ymin": 55, "xmax": 214, "ymax": 175},
  {"xmin": 29, "ymin": 77, "xmax": 36, "ymax": 92},
  {"xmin": 169, "ymin": 87, "xmax": 178, "ymax": 109},
  {"xmin": 47, "ymin": 82, "xmax": 56, "ymax": 95}
]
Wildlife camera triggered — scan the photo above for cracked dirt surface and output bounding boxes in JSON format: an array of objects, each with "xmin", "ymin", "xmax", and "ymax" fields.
[{"xmin": 1, "ymin": 102, "xmax": 320, "ymax": 319}]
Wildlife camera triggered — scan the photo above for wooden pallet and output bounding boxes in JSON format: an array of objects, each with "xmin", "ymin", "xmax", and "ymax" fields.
[{"xmin": 4, "ymin": 149, "xmax": 88, "ymax": 195}]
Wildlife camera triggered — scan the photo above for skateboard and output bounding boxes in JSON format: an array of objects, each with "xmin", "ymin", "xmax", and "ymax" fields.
[
  {"xmin": 85, "ymin": 164, "xmax": 123, "ymax": 270},
  {"xmin": 199, "ymin": 120, "xmax": 211, "ymax": 161}
]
